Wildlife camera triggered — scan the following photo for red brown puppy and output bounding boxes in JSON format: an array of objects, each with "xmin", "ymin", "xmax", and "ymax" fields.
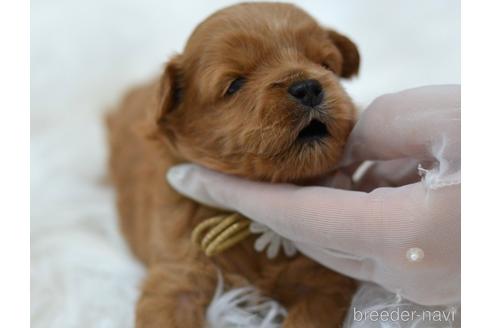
[{"xmin": 107, "ymin": 2, "xmax": 359, "ymax": 327}]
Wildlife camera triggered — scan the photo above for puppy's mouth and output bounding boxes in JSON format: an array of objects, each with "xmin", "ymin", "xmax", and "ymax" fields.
[{"xmin": 296, "ymin": 119, "xmax": 329, "ymax": 142}]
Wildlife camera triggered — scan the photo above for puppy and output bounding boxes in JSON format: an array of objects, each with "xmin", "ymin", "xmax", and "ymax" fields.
[{"xmin": 107, "ymin": 3, "xmax": 359, "ymax": 327}]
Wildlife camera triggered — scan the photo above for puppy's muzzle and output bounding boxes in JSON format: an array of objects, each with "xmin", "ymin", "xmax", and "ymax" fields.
[{"xmin": 288, "ymin": 79, "xmax": 324, "ymax": 108}]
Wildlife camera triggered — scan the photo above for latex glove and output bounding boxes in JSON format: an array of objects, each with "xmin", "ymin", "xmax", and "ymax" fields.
[{"xmin": 167, "ymin": 85, "xmax": 460, "ymax": 306}]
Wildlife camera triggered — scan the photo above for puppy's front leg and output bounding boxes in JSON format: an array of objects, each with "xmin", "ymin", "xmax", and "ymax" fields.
[
  {"xmin": 282, "ymin": 291, "xmax": 352, "ymax": 328},
  {"xmin": 136, "ymin": 262, "xmax": 217, "ymax": 328}
]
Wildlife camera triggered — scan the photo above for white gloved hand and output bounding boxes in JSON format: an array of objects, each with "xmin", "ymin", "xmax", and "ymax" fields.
[{"xmin": 166, "ymin": 85, "xmax": 460, "ymax": 306}]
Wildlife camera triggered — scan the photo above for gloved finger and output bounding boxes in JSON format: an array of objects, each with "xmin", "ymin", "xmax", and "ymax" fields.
[
  {"xmin": 167, "ymin": 164, "xmax": 407, "ymax": 256},
  {"xmin": 341, "ymin": 85, "xmax": 460, "ymax": 166},
  {"xmin": 295, "ymin": 241, "xmax": 372, "ymax": 281},
  {"xmin": 354, "ymin": 158, "xmax": 420, "ymax": 192},
  {"xmin": 166, "ymin": 163, "xmax": 377, "ymax": 249},
  {"xmin": 338, "ymin": 160, "xmax": 363, "ymax": 178},
  {"xmin": 315, "ymin": 169, "xmax": 353, "ymax": 190}
]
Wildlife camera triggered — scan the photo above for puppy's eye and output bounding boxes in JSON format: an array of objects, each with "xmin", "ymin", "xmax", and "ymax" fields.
[
  {"xmin": 226, "ymin": 77, "xmax": 246, "ymax": 96},
  {"xmin": 321, "ymin": 63, "xmax": 333, "ymax": 71}
]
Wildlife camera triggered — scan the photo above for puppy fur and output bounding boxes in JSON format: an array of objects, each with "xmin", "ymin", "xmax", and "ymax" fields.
[{"xmin": 107, "ymin": 3, "xmax": 359, "ymax": 327}]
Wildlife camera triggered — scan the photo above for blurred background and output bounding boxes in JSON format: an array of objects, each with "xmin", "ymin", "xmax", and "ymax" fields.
[{"xmin": 31, "ymin": 0, "xmax": 460, "ymax": 327}]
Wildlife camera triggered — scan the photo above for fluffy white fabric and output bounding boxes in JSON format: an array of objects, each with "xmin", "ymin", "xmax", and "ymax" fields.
[
  {"xmin": 206, "ymin": 274, "xmax": 286, "ymax": 328},
  {"xmin": 31, "ymin": 0, "xmax": 459, "ymax": 327},
  {"xmin": 31, "ymin": 118, "xmax": 146, "ymax": 328},
  {"xmin": 250, "ymin": 222, "xmax": 298, "ymax": 259}
]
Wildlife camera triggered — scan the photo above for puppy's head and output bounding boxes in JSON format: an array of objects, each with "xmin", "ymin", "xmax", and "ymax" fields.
[{"xmin": 155, "ymin": 3, "xmax": 359, "ymax": 182}]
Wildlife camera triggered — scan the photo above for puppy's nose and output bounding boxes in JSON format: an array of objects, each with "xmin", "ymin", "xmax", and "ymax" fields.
[{"xmin": 288, "ymin": 79, "xmax": 323, "ymax": 107}]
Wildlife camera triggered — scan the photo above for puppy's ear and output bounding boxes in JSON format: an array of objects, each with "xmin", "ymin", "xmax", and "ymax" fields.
[
  {"xmin": 156, "ymin": 55, "xmax": 183, "ymax": 124},
  {"xmin": 327, "ymin": 30, "xmax": 360, "ymax": 78}
]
